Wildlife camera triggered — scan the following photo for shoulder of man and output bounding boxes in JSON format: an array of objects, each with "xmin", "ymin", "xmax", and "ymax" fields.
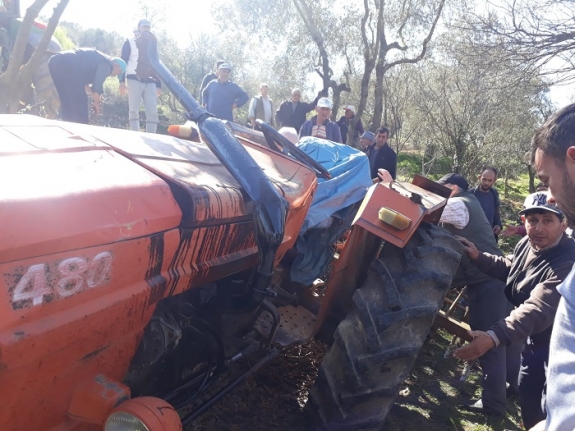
[{"xmin": 491, "ymin": 187, "xmax": 501, "ymax": 201}]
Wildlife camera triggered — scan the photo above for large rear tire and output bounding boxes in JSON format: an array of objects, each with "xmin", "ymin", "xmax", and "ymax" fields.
[{"xmin": 308, "ymin": 223, "xmax": 462, "ymax": 430}]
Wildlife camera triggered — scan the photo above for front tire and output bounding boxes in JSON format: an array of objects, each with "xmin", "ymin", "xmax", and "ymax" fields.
[{"xmin": 308, "ymin": 223, "xmax": 462, "ymax": 430}]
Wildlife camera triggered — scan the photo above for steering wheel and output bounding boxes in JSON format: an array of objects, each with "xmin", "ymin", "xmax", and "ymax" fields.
[{"xmin": 256, "ymin": 120, "xmax": 332, "ymax": 179}]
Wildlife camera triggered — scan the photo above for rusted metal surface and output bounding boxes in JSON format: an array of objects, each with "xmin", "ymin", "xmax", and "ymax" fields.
[
  {"xmin": 0, "ymin": 115, "xmax": 317, "ymax": 431},
  {"xmin": 0, "ymin": 230, "xmax": 180, "ymax": 431},
  {"xmin": 254, "ymin": 304, "xmax": 317, "ymax": 347},
  {"xmin": 314, "ymin": 226, "xmax": 382, "ymax": 335},
  {"xmin": 68, "ymin": 375, "xmax": 131, "ymax": 424},
  {"xmin": 353, "ymin": 180, "xmax": 448, "ymax": 248}
]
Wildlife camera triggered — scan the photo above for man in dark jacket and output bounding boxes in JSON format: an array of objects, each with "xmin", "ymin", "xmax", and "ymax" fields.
[
  {"xmin": 49, "ymin": 49, "xmax": 126, "ymax": 124},
  {"xmin": 202, "ymin": 63, "xmax": 249, "ymax": 122},
  {"xmin": 337, "ymin": 105, "xmax": 364, "ymax": 145},
  {"xmin": 275, "ymin": 88, "xmax": 323, "ymax": 132},
  {"xmin": 299, "ymin": 97, "xmax": 342, "ymax": 143},
  {"xmin": 437, "ymin": 173, "xmax": 511, "ymax": 417},
  {"xmin": 455, "ymin": 201, "xmax": 574, "ymax": 429},
  {"xmin": 365, "ymin": 127, "xmax": 397, "ymax": 181},
  {"xmin": 471, "ymin": 165, "xmax": 502, "ymax": 238}
]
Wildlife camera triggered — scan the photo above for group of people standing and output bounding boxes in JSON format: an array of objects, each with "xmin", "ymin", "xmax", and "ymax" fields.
[
  {"xmin": 48, "ymin": 18, "xmax": 161, "ymax": 131},
  {"xmin": 424, "ymin": 163, "xmax": 575, "ymax": 430}
]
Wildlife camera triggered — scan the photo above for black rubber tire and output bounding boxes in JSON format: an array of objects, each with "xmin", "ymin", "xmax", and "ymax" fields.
[{"xmin": 308, "ymin": 223, "xmax": 463, "ymax": 431}]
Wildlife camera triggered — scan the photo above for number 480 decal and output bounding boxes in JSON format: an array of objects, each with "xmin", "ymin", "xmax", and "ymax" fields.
[{"xmin": 11, "ymin": 252, "xmax": 113, "ymax": 309}]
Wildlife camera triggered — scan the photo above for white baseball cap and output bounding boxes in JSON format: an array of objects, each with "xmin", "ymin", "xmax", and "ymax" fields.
[
  {"xmin": 344, "ymin": 105, "xmax": 355, "ymax": 113},
  {"xmin": 317, "ymin": 97, "xmax": 333, "ymax": 109}
]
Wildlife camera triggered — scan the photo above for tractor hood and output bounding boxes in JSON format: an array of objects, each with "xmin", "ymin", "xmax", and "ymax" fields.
[{"xmin": 0, "ymin": 115, "xmax": 317, "ymax": 264}]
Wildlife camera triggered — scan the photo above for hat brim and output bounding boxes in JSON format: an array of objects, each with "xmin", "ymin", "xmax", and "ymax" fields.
[{"xmin": 520, "ymin": 206, "xmax": 563, "ymax": 217}]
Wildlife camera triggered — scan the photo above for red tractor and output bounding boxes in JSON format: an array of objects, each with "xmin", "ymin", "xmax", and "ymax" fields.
[{"xmin": 0, "ymin": 37, "xmax": 462, "ymax": 431}]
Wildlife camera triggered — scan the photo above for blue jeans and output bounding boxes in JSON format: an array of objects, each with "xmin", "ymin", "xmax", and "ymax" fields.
[
  {"xmin": 519, "ymin": 340, "xmax": 548, "ymax": 429},
  {"xmin": 467, "ymin": 278, "xmax": 509, "ymax": 414}
]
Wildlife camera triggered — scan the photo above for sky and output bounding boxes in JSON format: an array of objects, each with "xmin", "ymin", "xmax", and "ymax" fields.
[
  {"xmin": 20, "ymin": 0, "xmax": 575, "ymax": 108},
  {"xmin": 21, "ymin": 0, "xmax": 218, "ymax": 44}
]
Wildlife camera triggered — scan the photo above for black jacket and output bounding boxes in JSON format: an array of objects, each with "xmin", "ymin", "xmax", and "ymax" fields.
[
  {"xmin": 470, "ymin": 186, "xmax": 502, "ymax": 229},
  {"xmin": 275, "ymin": 94, "xmax": 321, "ymax": 132},
  {"xmin": 365, "ymin": 142, "xmax": 397, "ymax": 180},
  {"xmin": 476, "ymin": 234, "xmax": 575, "ymax": 346}
]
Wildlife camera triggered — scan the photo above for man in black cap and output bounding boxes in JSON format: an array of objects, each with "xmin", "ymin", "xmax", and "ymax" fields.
[
  {"xmin": 437, "ymin": 173, "xmax": 512, "ymax": 417},
  {"xmin": 455, "ymin": 200, "xmax": 575, "ymax": 429}
]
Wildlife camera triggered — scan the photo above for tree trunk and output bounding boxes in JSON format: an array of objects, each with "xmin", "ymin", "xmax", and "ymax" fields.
[
  {"xmin": 0, "ymin": 0, "xmax": 70, "ymax": 114},
  {"xmin": 527, "ymin": 164, "xmax": 536, "ymax": 193},
  {"xmin": 371, "ymin": 47, "xmax": 388, "ymax": 132}
]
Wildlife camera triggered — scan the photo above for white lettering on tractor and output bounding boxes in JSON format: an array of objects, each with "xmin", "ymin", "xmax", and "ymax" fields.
[
  {"xmin": 11, "ymin": 252, "xmax": 113, "ymax": 308},
  {"xmin": 12, "ymin": 264, "xmax": 51, "ymax": 306}
]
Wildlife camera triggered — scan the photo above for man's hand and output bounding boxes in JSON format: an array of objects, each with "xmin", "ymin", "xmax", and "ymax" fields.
[
  {"xmin": 454, "ymin": 330, "xmax": 495, "ymax": 361},
  {"xmin": 91, "ymin": 92, "xmax": 101, "ymax": 117},
  {"xmin": 493, "ymin": 225, "xmax": 502, "ymax": 235},
  {"xmin": 372, "ymin": 177, "xmax": 379, "ymax": 184},
  {"xmin": 119, "ymin": 82, "xmax": 127, "ymax": 96},
  {"xmin": 377, "ymin": 169, "xmax": 393, "ymax": 183},
  {"xmin": 156, "ymin": 88, "xmax": 161, "ymax": 97},
  {"xmin": 501, "ymin": 225, "xmax": 520, "ymax": 237},
  {"xmin": 529, "ymin": 421, "xmax": 546, "ymax": 431},
  {"xmin": 454, "ymin": 236, "xmax": 480, "ymax": 260},
  {"xmin": 232, "ymin": 102, "xmax": 237, "ymax": 110}
]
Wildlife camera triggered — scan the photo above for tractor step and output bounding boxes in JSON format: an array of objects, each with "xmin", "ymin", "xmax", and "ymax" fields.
[{"xmin": 254, "ymin": 304, "xmax": 317, "ymax": 347}]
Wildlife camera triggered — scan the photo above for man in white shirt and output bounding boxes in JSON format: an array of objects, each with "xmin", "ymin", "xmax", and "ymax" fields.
[{"xmin": 249, "ymin": 83, "xmax": 275, "ymax": 128}]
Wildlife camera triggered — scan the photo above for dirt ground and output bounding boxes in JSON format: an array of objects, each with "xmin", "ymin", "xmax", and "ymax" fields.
[{"xmin": 188, "ymin": 329, "xmax": 523, "ymax": 431}]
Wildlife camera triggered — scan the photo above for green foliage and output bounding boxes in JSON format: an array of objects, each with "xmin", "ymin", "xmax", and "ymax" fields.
[
  {"xmin": 397, "ymin": 151, "xmax": 457, "ymax": 181},
  {"xmin": 52, "ymin": 25, "xmax": 75, "ymax": 50}
]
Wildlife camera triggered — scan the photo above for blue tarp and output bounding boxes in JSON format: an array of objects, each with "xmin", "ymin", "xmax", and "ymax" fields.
[
  {"xmin": 297, "ymin": 137, "xmax": 372, "ymax": 233},
  {"xmin": 289, "ymin": 137, "xmax": 372, "ymax": 285}
]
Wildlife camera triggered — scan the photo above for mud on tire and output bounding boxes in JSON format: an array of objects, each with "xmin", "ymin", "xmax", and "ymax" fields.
[{"xmin": 308, "ymin": 223, "xmax": 462, "ymax": 431}]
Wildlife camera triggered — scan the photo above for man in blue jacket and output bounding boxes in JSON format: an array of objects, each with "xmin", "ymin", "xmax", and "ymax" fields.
[
  {"xmin": 471, "ymin": 165, "xmax": 502, "ymax": 239},
  {"xmin": 299, "ymin": 97, "xmax": 342, "ymax": 143},
  {"xmin": 202, "ymin": 63, "xmax": 249, "ymax": 122},
  {"xmin": 365, "ymin": 127, "xmax": 397, "ymax": 181}
]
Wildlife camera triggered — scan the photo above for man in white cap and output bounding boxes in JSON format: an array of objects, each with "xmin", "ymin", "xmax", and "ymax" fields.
[
  {"xmin": 202, "ymin": 63, "xmax": 249, "ymax": 122},
  {"xmin": 337, "ymin": 105, "xmax": 364, "ymax": 145},
  {"xmin": 119, "ymin": 19, "xmax": 161, "ymax": 133},
  {"xmin": 298, "ymin": 97, "xmax": 342, "ymax": 143}
]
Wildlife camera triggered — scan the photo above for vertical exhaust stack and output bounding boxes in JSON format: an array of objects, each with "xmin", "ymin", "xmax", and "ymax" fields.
[{"xmin": 147, "ymin": 36, "xmax": 288, "ymax": 297}]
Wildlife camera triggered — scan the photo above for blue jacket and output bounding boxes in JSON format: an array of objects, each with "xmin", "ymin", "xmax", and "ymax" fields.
[
  {"xmin": 299, "ymin": 115, "xmax": 342, "ymax": 143},
  {"xmin": 202, "ymin": 80, "xmax": 249, "ymax": 122}
]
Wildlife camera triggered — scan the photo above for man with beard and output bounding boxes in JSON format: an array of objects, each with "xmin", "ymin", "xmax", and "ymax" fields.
[
  {"xmin": 530, "ymin": 103, "xmax": 575, "ymax": 431},
  {"xmin": 471, "ymin": 165, "xmax": 502, "ymax": 239}
]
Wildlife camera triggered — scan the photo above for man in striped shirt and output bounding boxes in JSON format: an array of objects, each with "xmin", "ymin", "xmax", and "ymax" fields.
[{"xmin": 299, "ymin": 97, "xmax": 342, "ymax": 143}]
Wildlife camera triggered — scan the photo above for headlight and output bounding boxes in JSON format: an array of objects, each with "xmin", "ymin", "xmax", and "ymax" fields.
[
  {"xmin": 104, "ymin": 397, "xmax": 182, "ymax": 431},
  {"xmin": 105, "ymin": 412, "xmax": 149, "ymax": 431}
]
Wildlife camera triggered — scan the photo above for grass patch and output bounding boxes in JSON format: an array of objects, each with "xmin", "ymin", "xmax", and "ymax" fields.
[{"xmin": 384, "ymin": 329, "xmax": 523, "ymax": 431}]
